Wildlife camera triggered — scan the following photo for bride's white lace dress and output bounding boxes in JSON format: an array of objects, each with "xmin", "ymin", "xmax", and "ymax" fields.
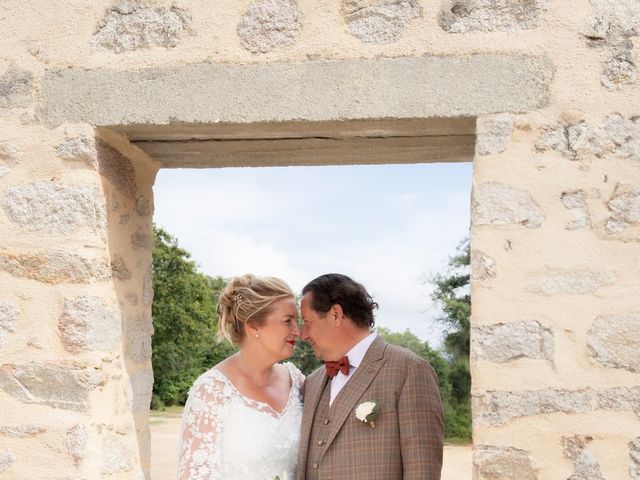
[{"xmin": 177, "ymin": 362, "xmax": 304, "ymax": 480}]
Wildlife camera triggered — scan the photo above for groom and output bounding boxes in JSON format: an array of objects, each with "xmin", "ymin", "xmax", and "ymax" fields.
[{"xmin": 297, "ymin": 273, "xmax": 444, "ymax": 480}]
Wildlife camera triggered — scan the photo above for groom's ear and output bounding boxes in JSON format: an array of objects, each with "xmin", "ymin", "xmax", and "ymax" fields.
[{"xmin": 331, "ymin": 304, "xmax": 344, "ymax": 326}]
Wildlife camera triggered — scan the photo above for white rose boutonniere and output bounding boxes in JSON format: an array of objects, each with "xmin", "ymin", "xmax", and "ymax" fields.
[{"xmin": 355, "ymin": 400, "xmax": 380, "ymax": 428}]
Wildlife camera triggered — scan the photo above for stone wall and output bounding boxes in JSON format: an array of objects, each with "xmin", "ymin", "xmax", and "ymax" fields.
[{"xmin": 1, "ymin": 1, "xmax": 638, "ymax": 479}]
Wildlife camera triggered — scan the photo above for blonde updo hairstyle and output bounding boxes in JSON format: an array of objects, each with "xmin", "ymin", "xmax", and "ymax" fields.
[{"xmin": 217, "ymin": 274, "xmax": 294, "ymax": 345}]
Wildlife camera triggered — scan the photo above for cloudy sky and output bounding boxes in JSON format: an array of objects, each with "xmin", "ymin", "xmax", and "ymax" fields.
[{"xmin": 153, "ymin": 162, "xmax": 472, "ymax": 348}]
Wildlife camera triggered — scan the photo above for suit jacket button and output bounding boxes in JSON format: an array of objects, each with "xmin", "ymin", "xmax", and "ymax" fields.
[
  {"xmin": 313, "ymin": 463, "xmax": 319, "ymax": 469},
  {"xmin": 323, "ymin": 419, "xmax": 329, "ymax": 425},
  {"xmin": 318, "ymin": 440, "xmax": 324, "ymax": 446}
]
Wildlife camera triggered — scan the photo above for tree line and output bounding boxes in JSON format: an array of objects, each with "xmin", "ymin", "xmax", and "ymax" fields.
[{"xmin": 151, "ymin": 226, "xmax": 471, "ymax": 441}]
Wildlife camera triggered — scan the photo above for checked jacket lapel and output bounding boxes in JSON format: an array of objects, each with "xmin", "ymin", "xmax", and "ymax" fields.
[{"xmin": 320, "ymin": 336, "xmax": 387, "ymax": 458}]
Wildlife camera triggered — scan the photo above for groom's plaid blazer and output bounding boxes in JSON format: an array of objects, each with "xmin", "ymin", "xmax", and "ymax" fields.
[{"xmin": 297, "ymin": 336, "xmax": 444, "ymax": 480}]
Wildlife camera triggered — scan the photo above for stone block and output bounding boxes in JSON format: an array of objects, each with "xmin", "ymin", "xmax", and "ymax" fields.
[
  {"xmin": 65, "ymin": 425, "xmax": 87, "ymax": 465},
  {"xmin": 472, "ymin": 182, "xmax": 544, "ymax": 228},
  {"xmin": 0, "ymin": 448, "xmax": 15, "ymax": 473},
  {"xmin": 561, "ymin": 190, "xmax": 591, "ymax": 230},
  {"xmin": 342, "ymin": 0, "xmax": 422, "ymax": 44},
  {"xmin": 0, "ymin": 142, "xmax": 20, "ymax": 178},
  {"xmin": 0, "ymin": 299, "xmax": 18, "ymax": 349},
  {"xmin": 101, "ymin": 433, "xmax": 133, "ymax": 473},
  {"xmin": 630, "ymin": 437, "xmax": 640, "ymax": 480},
  {"xmin": 0, "ymin": 66, "xmax": 33, "ymax": 108},
  {"xmin": 2, "ymin": 182, "xmax": 106, "ymax": 235},
  {"xmin": 588, "ymin": 314, "xmax": 640, "ymax": 372},
  {"xmin": 471, "ymin": 250, "xmax": 496, "ymax": 280},
  {"xmin": 606, "ymin": 188, "xmax": 640, "ymax": 233},
  {"xmin": 526, "ymin": 269, "xmax": 616, "ymax": 295},
  {"xmin": 472, "ymin": 321, "xmax": 554, "ymax": 363},
  {"xmin": 536, "ymin": 114, "xmax": 640, "ymax": 162},
  {"xmin": 475, "ymin": 114, "xmax": 514, "ymax": 155},
  {"xmin": 439, "ymin": 0, "xmax": 549, "ymax": 33},
  {"xmin": 237, "ymin": 0, "xmax": 302, "ymax": 53},
  {"xmin": 476, "ymin": 386, "xmax": 640, "ymax": 425},
  {"xmin": 58, "ymin": 296, "xmax": 122, "ymax": 353},
  {"xmin": 0, "ymin": 363, "xmax": 101, "ymax": 412},
  {"xmin": 0, "ymin": 425, "xmax": 46, "ymax": 438},
  {"xmin": 0, "ymin": 249, "xmax": 111, "ymax": 284},
  {"xmin": 56, "ymin": 137, "xmax": 98, "ymax": 168},
  {"xmin": 568, "ymin": 450, "xmax": 605, "ymax": 480},
  {"xmin": 92, "ymin": 1, "xmax": 190, "ymax": 53},
  {"xmin": 562, "ymin": 435, "xmax": 593, "ymax": 460},
  {"xmin": 473, "ymin": 445, "xmax": 537, "ymax": 480}
]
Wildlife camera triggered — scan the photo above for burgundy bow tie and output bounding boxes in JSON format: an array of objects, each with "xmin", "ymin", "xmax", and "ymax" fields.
[{"xmin": 325, "ymin": 356, "xmax": 350, "ymax": 378}]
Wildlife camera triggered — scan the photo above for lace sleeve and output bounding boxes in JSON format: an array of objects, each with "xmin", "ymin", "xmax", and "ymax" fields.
[{"xmin": 177, "ymin": 373, "xmax": 226, "ymax": 480}]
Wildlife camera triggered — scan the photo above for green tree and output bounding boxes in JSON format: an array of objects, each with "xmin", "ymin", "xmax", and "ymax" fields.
[
  {"xmin": 289, "ymin": 339, "xmax": 323, "ymax": 376},
  {"xmin": 151, "ymin": 225, "xmax": 232, "ymax": 407},
  {"xmin": 429, "ymin": 237, "xmax": 472, "ymax": 440}
]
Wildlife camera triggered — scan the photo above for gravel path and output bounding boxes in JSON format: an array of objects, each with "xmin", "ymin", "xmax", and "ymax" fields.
[{"xmin": 150, "ymin": 415, "xmax": 471, "ymax": 479}]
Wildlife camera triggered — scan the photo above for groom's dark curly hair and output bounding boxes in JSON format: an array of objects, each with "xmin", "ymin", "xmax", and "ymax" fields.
[{"xmin": 302, "ymin": 273, "xmax": 378, "ymax": 328}]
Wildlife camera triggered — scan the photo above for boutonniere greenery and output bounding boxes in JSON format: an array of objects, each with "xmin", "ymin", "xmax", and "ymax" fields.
[{"xmin": 355, "ymin": 400, "xmax": 380, "ymax": 428}]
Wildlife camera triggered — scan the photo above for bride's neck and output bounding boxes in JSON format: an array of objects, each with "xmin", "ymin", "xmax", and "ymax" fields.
[{"xmin": 235, "ymin": 348, "xmax": 275, "ymax": 386}]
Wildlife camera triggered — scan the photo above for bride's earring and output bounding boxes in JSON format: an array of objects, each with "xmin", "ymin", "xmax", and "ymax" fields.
[{"xmin": 255, "ymin": 332, "xmax": 260, "ymax": 338}]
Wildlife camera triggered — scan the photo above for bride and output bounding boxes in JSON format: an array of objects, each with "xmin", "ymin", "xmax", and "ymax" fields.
[{"xmin": 177, "ymin": 274, "xmax": 303, "ymax": 480}]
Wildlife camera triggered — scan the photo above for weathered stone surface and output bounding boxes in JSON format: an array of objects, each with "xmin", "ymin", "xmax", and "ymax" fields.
[
  {"xmin": 601, "ymin": 37, "xmax": 636, "ymax": 89},
  {"xmin": 143, "ymin": 265, "xmax": 153, "ymax": 306},
  {"xmin": 41, "ymin": 57, "xmax": 553, "ymax": 126},
  {"xmin": 583, "ymin": 0, "xmax": 640, "ymax": 40},
  {"xmin": 0, "ymin": 425, "xmax": 46, "ymax": 438},
  {"xmin": 129, "ymin": 370, "xmax": 153, "ymax": 413},
  {"xmin": 630, "ymin": 437, "xmax": 640, "ymax": 480},
  {"xmin": 56, "ymin": 137, "xmax": 98, "ymax": 168},
  {"xmin": 568, "ymin": 450, "xmax": 605, "ymax": 480},
  {"xmin": 472, "ymin": 321, "xmax": 554, "ymax": 363},
  {"xmin": 237, "ymin": 0, "xmax": 302, "ymax": 53},
  {"xmin": 0, "ymin": 363, "xmax": 101, "ymax": 412},
  {"xmin": 536, "ymin": 114, "xmax": 640, "ymax": 162},
  {"xmin": 0, "ymin": 448, "xmax": 15, "ymax": 473},
  {"xmin": 2, "ymin": 182, "xmax": 106, "ymax": 234},
  {"xmin": 472, "ymin": 182, "xmax": 544, "ymax": 228},
  {"xmin": 0, "ymin": 66, "xmax": 33, "ymax": 108},
  {"xmin": 476, "ymin": 113, "xmax": 514, "ymax": 155},
  {"xmin": 101, "ymin": 434, "xmax": 133, "ymax": 474},
  {"xmin": 476, "ymin": 386, "xmax": 640, "ymax": 425},
  {"xmin": 561, "ymin": 190, "xmax": 591, "ymax": 230},
  {"xmin": 342, "ymin": 0, "xmax": 421, "ymax": 44},
  {"xmin": 0, "ymin": 142, "xmax": 20, "ymax": 178},
  {"xmin": 92, "ymin": 1, "xmax": 190, "ymax": 53},
  {"xmin": 0, "ymin": 299, "xmax": 18, "ymax": 349},
  {"xmin": 125, "ymin": 314, "xmax": 153, "ymax": 363},
  {"xmin": 0, "ymin": 249, "xmax": 111, "ymax": 284},
  {"xmin": 471, "ymin": 250, "xmax": 496, "ymax": 280},
  {"xmin": 111, "ymin": 255, "xmax": 132, "ymax": 280},
  {"xmin": 135, "ymin": 195, "xmax": 151, "ymax": 217},
  {"xmin": 96, "ymin": 142, "xmax": 137, "ymax": 198},
  {"xmin": 595, "ymin": 386, "xmax": 640, "ymax": 412},
  {"xmin": 59, "ymin": 296, "xmax": 122, "ymax": 353},
  {"xmin": 131, "ymin": 230, "xmax": 152, "ymax": 249},
  {"xmin": 526, "ymin": 269, "xmax": 616, "ymax": 295},
  {"xmin": 562, "ymin": 435, "xmax": 593, "ymax": 460},
  {"xmin": 473, "ymin": 445, "xmax": 537, "ymax": 480},
  {"xmin": 588, "ymin": 314, "xmax": 640, "ymax": 372},
  {"xmin": 606, "ymin": 188, "xmax": 640, "ymax": 233},
  {"xmin": 65, "ymin": 425, "xmax": 87, "ymax": 465},
  {"xmin": 439, "ymin": 0, "xmax": 549, "ymax": 33}
]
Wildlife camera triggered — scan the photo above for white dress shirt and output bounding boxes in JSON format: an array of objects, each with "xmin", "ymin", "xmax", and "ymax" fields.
[{"xmin": 329, "ymin": 331, "xmax": 377, "ymax": 406}]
